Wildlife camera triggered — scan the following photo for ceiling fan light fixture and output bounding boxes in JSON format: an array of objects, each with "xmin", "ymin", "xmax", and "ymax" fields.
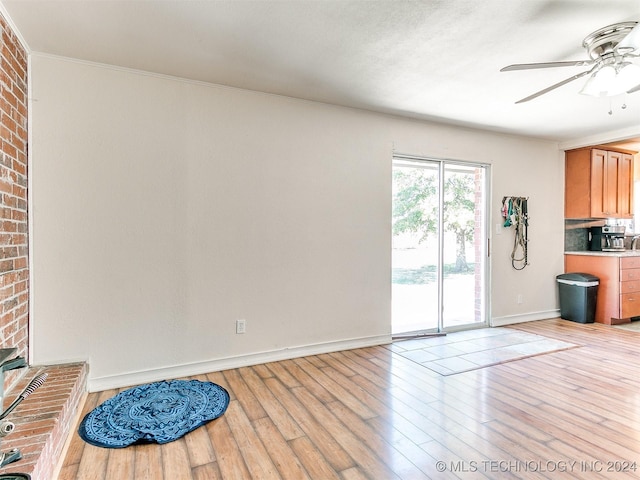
[
  {"xmin": 580, "ymin": 65, "xmax": 616, "ymax": 97},
  {"xmin": 504, "ymin": 21, "xmax": 640, "ymax": 103},
  {"xmin": 579, "ymin": 63, "xmax": 640, "ymax": 97}
]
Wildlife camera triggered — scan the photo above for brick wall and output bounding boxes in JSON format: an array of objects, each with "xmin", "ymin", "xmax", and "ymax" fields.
[{"xmin": 0, "ymin": 13, "xmax": 29, "ymax": 368}]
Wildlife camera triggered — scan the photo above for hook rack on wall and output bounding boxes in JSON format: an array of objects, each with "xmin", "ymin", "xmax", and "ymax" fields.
[{"xmin": 501, "ymin": 196, "xmax": 529, "ymax": 270}]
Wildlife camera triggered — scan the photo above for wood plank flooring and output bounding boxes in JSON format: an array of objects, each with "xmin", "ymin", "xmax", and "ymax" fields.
[{"xmin": 58, "ymin": 319, "xmax": 640, "ymax": 479}]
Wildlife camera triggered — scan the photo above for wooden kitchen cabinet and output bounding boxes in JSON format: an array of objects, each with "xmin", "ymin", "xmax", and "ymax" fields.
[
  {"xmin": 620, "ymin": 257, "xmax": 640, "ymax": 318},
  {"xmin": 565, "ymin": 147, "xmax": 634, "ymax": 219},
  {"xmin": 564, "ymin": 254, "xmax": 640, "ymax": 324}
]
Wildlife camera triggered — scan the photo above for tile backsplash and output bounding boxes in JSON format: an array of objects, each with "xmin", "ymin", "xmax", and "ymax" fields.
[
  {"xmin": 565, "ymin": 218, "xmax": 636, "ymax": 251},
  {"xmin": 565, "ymin": 223, "xmax": 590, "ymax": 251}
]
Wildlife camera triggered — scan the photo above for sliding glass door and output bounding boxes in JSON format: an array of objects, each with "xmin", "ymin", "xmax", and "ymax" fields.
[{"xmin": 392, "ymin": 156, "xmax": 489, "ymax": 335}]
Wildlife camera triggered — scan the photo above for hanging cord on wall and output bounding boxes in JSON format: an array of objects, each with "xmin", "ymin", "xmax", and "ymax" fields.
[{"xmin": 502, "ymin": 196, "xmax": 529, "ymax": 270}]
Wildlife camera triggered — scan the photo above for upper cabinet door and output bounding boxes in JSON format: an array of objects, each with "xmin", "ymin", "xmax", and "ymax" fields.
[
  {"xmin": 565, "ymin": 148, "xmax": 635, "ymax": 219},
  {"xmin": 589, "ymin": 149, "xmax": 608, "ymax": 218},
  {"xmin": 616, "ymin": 152, "xmax": 634, "ymax": 218},
  {"xmin": 590, "ymin": 149, "xmax": 634, "ymax": 218},
  {"xmin": 565, "ymin": 149, "xmax": 593, "ymax": 218}
]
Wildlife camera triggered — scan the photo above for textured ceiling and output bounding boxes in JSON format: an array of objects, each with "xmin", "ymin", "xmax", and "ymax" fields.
[{"xmin": 2, "ymin": 0, "xmax": 640, "ymax": 144}]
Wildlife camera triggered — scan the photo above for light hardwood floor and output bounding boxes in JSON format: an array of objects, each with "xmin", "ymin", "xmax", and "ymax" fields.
[{"xmin": 59, "ymin": 319, "xmax": 640, "ymax": 479}]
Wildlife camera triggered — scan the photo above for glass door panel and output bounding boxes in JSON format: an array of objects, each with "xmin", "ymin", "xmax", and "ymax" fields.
[
  {"xmin": 392, "ymin": 157, "xmax": 488, "ymax": 335},
  {"xmin": 442, "ymin": 164, "xmax": 487, "ymax": 329},
  {"xmin": 392, "ymin": 159, "xmax": 440, "ymax": 334}
]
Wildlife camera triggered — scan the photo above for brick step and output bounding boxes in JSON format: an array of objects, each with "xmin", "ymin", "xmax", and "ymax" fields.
[{"xmin": 0, "ymin": 363, "xmax": 87, "ymax": 480}]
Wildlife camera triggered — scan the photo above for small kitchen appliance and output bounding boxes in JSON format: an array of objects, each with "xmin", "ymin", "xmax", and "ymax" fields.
[{"xmin": 590, "ymin": 225, "xmax": 626, "ymax": 251}]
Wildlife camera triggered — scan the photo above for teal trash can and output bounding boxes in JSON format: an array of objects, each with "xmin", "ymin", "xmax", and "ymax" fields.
[{"xmin": 556, "ymin": 272, "xmax": 599, "ymax": 324}]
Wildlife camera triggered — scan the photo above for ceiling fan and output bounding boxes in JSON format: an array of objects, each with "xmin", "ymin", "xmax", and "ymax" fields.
[{"xmin": 501, "ymin": 21, "xmax": 640, "ymax": 104}]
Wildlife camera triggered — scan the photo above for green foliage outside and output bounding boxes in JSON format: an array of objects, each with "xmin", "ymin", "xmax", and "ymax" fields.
[{"xmin": 393, "ymin": 167, "xmax": 476, "ymax": 280}]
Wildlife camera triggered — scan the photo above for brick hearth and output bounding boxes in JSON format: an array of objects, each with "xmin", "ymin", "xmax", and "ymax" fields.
[{"xmin": 0, "ymin": 363, "xmax": 87, "ymax": 480}]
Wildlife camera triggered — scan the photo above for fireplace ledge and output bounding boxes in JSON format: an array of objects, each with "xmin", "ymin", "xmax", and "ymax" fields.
[{"xmin": 0, "ymin": 363, "xmax": 88, "ymax": 480}]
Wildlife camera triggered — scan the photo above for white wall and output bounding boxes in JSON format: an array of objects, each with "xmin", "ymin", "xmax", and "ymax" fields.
[{"xmin": 29, "ymin": 54, "xmax": 564, "ymax": 390}]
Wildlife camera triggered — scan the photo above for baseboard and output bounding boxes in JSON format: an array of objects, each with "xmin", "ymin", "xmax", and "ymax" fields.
[
  {"xmin": 88, "ymin": 334, "xmax": 391, "ymax": 392},
  {"xmin": 490, "ymin": 309, "xmax": 560, "ymax": 327}
]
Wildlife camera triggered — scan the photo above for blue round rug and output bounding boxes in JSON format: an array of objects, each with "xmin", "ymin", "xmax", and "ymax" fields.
[{"xmin": 78, "ymin": 379, "xmax": 230, "ymax": 448}]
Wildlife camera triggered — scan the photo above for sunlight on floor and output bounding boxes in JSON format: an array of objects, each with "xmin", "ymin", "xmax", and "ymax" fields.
[{"xmin": 388, "ymin": 327, "xmax": 578, "ymax": 375}]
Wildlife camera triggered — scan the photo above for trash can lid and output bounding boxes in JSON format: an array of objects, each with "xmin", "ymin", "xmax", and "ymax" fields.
[{"xmin": 556, "ymin": 272, "xmax": 599, "ymax": 286}]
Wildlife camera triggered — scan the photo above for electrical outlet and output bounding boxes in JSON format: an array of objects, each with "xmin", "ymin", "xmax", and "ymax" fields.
[
  {"xmin": 495, "ymin": 223, "xmax": 502, "ymax": 235},
  {"xmin": 517, "ymin": 294, "xmax": 523, "ymax": 304},
  {"xmin": 236, "ymin": 319, "xmax": 246, "ymax": 334}
]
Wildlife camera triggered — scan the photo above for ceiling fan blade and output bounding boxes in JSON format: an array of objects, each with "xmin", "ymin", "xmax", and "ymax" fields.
[
  {"xmin": 515, "ymin": 70, "xmax": 592, "ymax": 104},
  {"xmin": 618, "ymin": 22, "xmax": 640, "ymax": 52},
  {"xmin": 627, "ymin": 83, "xmax": 640, "ymax": 94},
  {"xmin": 501, "ymin": 60, "xmax": 592, "ymax": 72}
]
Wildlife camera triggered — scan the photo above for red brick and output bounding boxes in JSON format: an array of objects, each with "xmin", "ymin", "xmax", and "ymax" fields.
[
  {"xmin": 0, "ymin": 364, "xmax": 88, "ymax": 479},
  {"xmin": 0, "ymin": 7, "xmax": 29, "ymax": 395}
]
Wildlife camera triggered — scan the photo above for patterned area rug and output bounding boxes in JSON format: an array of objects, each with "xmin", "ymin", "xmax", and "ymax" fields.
[{"xmin": 78, "ymin": 379, "xmax": 229, "ymax": 448}]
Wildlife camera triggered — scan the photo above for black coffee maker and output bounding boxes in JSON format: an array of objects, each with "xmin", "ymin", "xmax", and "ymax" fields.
[{"xmin": 590, "ymin": 225, "xmax": 626, "ymax": 251}]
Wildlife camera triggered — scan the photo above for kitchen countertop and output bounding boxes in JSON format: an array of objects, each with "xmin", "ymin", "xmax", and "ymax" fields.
[{"xmin": 565, "ymin": 250, "xmax": 640, "ymax": 257}]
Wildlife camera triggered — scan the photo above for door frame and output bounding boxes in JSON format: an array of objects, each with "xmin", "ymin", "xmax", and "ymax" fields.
[{"xmin": 392, "ymin": 153, "xmax": 491, "ymax": 334}]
